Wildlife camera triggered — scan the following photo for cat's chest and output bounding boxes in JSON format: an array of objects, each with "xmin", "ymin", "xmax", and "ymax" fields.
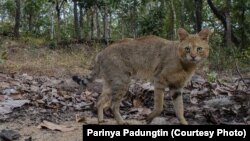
[{"xmin": 165, "ymin": 70, "xmax": 195, "ymax": 89}]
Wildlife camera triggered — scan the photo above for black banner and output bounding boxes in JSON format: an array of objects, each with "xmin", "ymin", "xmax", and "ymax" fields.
[{"xmin": 83, "ymin": 125, "xmax": 250, "ymax": 141}]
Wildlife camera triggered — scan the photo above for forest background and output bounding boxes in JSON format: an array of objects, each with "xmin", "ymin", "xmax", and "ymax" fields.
[{"xmin": 0, "ymin": 0, "xmax": 249, "ymax": 76}]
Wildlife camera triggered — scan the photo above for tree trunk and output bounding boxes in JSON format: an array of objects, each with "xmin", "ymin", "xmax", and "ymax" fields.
[
  {"xmin": 54, "ymin": 0, "xmax": 66, "ymax": 42},
  {"xmin": 14, "ymin": 0, "xmax": 21, "ymax": 39},
  {"xmin": 121, "ymin": 20, "xmax": 124, "ymax": 39},
  {"xmin": 86, "ymin": 9, "xmax": 91, "ymax": 40},
  {"xmin": 95, "ymin": 6, "xmax": 100, "ymax": 40},
  {"xmin": 51, "ymin": 7, "xmax": 54, "ymax": 40},
  {"xmin": 225, "ymin": 0, "xmax": 232, "ymax": 48},
  {"xmin": 194, "ymin": 0, "xmax": 202, "ymax": 32},
  {"xmin": 28, "ymin": 13, "xmax": 33, "ymax": 33},
  {"xmin": 170, "ymin": 0, "xmax": 176, "ymax": 39},
  {"xmin": 91, "ymin": 7, "xmax": 97, "ymax": 40},
  {"xmin": 108, "ymin": 11, "xmax": 112, "ymax": 39},
  {"xmin": 240, "ymin": 0, "xmax": 245, "ymax": 49},
  {"xmin": 79, "ymin": 5, "xmax": 84, "ymax": 39},
  {"xmin": 103, "ymin": 5, "xmax": 108, "ymax": 44},
  {"xmin": 133, "ymin": 0, "xmax": 137, "ymax": 38},
  {"xmin": 55, "ymin": 1, "xmax": 61, "ymax": 41},
  {"xmin": 90, "ymin": 7, "xmax": 95, "ymax": 40},
  {"xmin": 180, "ymin": 0, "xmax": 184, "ymax": 28},
  {"xmin": 56, "ymin": 10, "xmax": 61, "ymax": 41},
  {"xmin": 73, "ymin": 0, "xmax": 80, "ymax": 39}
]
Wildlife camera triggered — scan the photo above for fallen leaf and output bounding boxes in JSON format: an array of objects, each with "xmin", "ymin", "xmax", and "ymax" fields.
[
  {"xmin": 10, "ymin": 93, "xmax": 24, "ymax": 100},
  {"xmin": 85, "ymin": 90, "xmax": 92, "ymax": 96},
  {"xmin": 0, "ymin": 82, "xmax": 10, "ymax": 89},
  {"xmin": 10, "ymin": 81, "xmax": 22, "ymax": 87},
  {"xmin": 30, "ymin": 85, "xmax": 39, "ymax": 92},
  {"xmin": 73, "ymin": 102, "xmax": 90, "ymax": 110},
  {"xmin": 22, "ymin": 73, "xmax": 33, "ymax": 81},
  {"xmin": 214, "ymin": 87, "xmax": 232, "ymax": 95},
  {"xmin": 133, "ymin": 98, "xmax": 143, "ymax": 108},
  {"xmin": 0, "ymin": 95, "xmax": 5, "ymax": 101},
  {"xmin": 140, "ymin": 108, "xmax": 151, "ymax": 116},
  {"xmin": 197, "ymin": 88, "xmax": 209, "ymax": 95},
  {"xmin": 190, "ymin": 97, "xmax": 198, "ymax": 104},
  {"xmin": 141, "ymin": 82, "xmax": 154, "ymax": 91},
  {"xmin": 51, "ymin": 88, "xmax": 58, "ymax": 97},
  {"xmin": 37, "ymin": 120, "xmax": 75, "ymax": 132},
  {"xmin": 190, "ymin": 89, "xmax": 198, "ymax": 104},
  {"xmin": 127, "ymin": 108, "xmax": 151, "ymax": 120},
  {"xmin": 76, "ymin": 114, "xmax": 86, "ymax": 123},
  {"xmin": 204, "ymin": 110, "xmax": 220, "ymax": 125},
  {"xmin": 190, "ymin": 89, "xmax": 199, "ymax": 95},
  {"xmin": 36, "ymin": 99, "xmax": 45, "ymax": 104}
]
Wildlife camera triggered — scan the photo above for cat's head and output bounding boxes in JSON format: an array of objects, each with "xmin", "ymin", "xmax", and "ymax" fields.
[{"xmin": 177, "ymin": 28, "xmax": 212, "ymax": 64}]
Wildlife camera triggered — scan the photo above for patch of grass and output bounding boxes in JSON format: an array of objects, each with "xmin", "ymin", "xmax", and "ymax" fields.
[
  {"xmin": 0, "ymin": 42, "xmax": 100, "ymax": 76},
  {"xmin": 21, "ymin": 36, "xmax": 46, "ymax": 46}
]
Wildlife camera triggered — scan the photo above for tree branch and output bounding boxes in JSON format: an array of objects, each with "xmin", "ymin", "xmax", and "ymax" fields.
[
  {"xmin": 207, "ymin": 0, "xmax": 226, "ymax": 28},
  {"xmin": 235, "ymin": 61, "xmax": 249, "ymax": 88},
  {"xmin": 207, "ymin": 0, "xmax": 240, "ymax": 46},
  {"xmin": 59, "ymin": 0, "xmax": 65, "ymax": 10}
]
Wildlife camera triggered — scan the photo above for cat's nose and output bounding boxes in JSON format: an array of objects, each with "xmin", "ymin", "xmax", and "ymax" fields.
[{"xmin": 190, "ymin": 54, "xmax": 196, "ymax": 60}]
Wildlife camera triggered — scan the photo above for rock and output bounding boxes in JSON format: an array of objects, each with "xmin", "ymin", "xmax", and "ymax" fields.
[
  {"xmin": 191, "ymin": 74, "xmax": 206, "ymax": 84},
  {"xmin": 0, "ymin": 129, "xmax": 21, "ymax": 141},
  {"xmin": 0, "ymin": 100, "xmax": 30, "ymax": 114},
  {"xmin": 204, "ymin": 97, "xmax": 235, "ymax": 108}
]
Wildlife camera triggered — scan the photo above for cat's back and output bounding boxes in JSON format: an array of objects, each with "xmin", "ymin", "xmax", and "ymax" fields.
[{"xmin": 101, "ymin": 35, "xmax": 175, "ymax": 56}]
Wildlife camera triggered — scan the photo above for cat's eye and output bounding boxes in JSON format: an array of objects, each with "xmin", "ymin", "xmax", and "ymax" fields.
[
  {"xmin": 184, "ymin": 47, "xmax": 190, "ymax": 52},
  {"xmin": 197, "ymin": 47, "xmax": 202, "ymax": 52}
]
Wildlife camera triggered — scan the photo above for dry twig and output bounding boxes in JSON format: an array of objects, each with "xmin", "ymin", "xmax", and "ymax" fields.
[{"xmin": 235, "ymin": 62, "xmax": 249, "ymax": 88}]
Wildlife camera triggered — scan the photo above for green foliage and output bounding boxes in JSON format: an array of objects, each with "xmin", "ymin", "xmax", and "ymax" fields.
[
  {"xmin": 0, "ymin": 39, "xmax": 7, "ymax": 64},
  {"xmin": 206, "ymin": 71, "xmax": 217, "ymax": 83},
  {"xmin": 48, "ymin": 40, "xmax": 58, "ymax": 49},
  {"xmin": 2, "ymin": 0, "xmax": 15, "ymax": 18},
  {"xmin": 0, "ymin": 22, "xmax": 13, "ymax": 35},
  {"xmin": 24, "ymin": 0, "xmax": 42, "ymax": 13},
  {"xmin": 0, "ymin": 59, "xmax": 4, "ymax": 64},
  {"xmin": 138, "ymin": 7, "xmax": 166, "ymax": 36},
  {"xmin": 240, "ymin": 47, "xmax": 250, "ymax": 64}
]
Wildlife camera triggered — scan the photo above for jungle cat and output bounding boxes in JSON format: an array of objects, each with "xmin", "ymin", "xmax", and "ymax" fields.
[{"xmin": 72, "ymin": 28, "xmax": 212, "ymax": 125}]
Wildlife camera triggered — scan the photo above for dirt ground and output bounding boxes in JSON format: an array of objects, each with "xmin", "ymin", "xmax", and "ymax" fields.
[{"xmin": 1, "ymin": 120, "xmax": 82, "ymax": 141}]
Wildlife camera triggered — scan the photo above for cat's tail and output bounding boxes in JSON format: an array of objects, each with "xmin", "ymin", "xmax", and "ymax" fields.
[
  {"xmin": 72, "ymin": 63, "xmax": 100, "ymax": 85},
  {"xmin": 72, "ymin": 55, "xmax": 101, "ymax": 94}
]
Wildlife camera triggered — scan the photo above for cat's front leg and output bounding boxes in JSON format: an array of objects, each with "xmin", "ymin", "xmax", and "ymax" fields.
[
  {"xmin": 146, "ymin": 85, "xmax": 165, "ymax": 124},
  {"xmin": 170, "ymin": 88, "xmax": 188, "ymax": 125}
]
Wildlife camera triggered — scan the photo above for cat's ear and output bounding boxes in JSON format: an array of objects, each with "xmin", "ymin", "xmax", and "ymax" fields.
[
  {"xmin": 198, "ymin": 28, "xmax": 212, "ymax": 42},
  {"xmin": 178, "ymin": 28, "xmax": 189, "ymax": 41}
]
